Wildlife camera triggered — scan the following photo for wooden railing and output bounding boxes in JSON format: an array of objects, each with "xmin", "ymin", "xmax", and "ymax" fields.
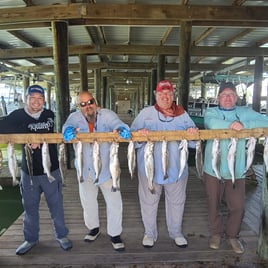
[{"xmin": 0, "ymin": 128, "xmax": 267, "ymax": 144}]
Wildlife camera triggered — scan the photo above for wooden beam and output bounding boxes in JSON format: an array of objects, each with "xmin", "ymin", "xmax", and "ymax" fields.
[
  {"xmin": 0, "ymin": 128, "xmax": 267, "ymax": 144},
  {"xmin": 2, "ymin": 45, "xmax": 268, "ymax": 60},
  {"xmin": 1, "ymin": 4, "xmax": 268, "ymax": 25}
]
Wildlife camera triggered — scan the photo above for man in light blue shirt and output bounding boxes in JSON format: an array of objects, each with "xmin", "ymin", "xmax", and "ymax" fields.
[
  {"xmin": 203, "ymin": 81, "xmax": 268, "ymax": 254},
  {"xmin": 62, "ymin": 91, "xmax": 130, "ymax": 252},
  {"xmin": 131, "ymin": 80, "xmax": 198, "ymax": 249}
]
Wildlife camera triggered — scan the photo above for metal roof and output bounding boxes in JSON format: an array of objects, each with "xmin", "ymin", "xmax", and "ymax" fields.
[{"xmin": 1, "ymin": 0, "xmax": 268, "ymax": 94}]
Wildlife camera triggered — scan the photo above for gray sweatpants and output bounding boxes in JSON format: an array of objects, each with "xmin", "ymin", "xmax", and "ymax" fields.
[{"xmin": 138, "ymin": 174, "xmax": 188, "ymax": 241}]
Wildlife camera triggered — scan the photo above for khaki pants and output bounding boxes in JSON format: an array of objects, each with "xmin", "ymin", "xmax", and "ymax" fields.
[
  {"xmin": 78, "ymin": 177, "xmax": 123, "ymax": 237},
  {"xmin": 204, "ymin": 172, "xmax": 245, "ymax": 238}
]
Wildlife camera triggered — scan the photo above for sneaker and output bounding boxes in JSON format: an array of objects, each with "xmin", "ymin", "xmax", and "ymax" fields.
[
  {"xmin": 209, "ymin": 235, "xmax": 221, "ymax": 249},
  {"xmin": 142, "ymin": 235, "xmax": 154, "ymax": 248},
  {"xmin": 175, "ymin": 236, "xmax": 188, "ymax": 248},
  {"xmin": 84, "ymin": 227, "xmax": 100, "ymax": 242},
  {"xmin": 111, "ymin": 235, "xmax": 125, "ymax": 251},
  {"xmin": 16, "ymin": 241, "xmax": 37, "ymax": 255},
  {"xmin": 229, "ymin": 238, "xmax": 244, "ymax": 254},
  {"xmin": 56, "ymin": 237, "xmax": 73, "ymax": 251}
]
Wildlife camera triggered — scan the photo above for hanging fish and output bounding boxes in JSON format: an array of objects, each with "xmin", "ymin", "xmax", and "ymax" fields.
[
  {"xmin": 0, "ymin": 149, "xmax": 2, "ymax": 189},
  {"xmin": 211, "ymin": 138, "xmax": 221, "ymax": 180},
  {"xmin": 244, "ymin": 137, "xmax": 257, "ymax": 175},
  {"xmin": 24, "ymin": 143, "xmax": 33, "ymax": 184},
  {"xmin": 93, "ymin": 140, "xmax": 102, "ymax": 184},
  {"xmin": 144, "ymin": 141, "xmax": 155, "ymax": 194},
  {"xmin": 110, "ymin": 142, "xmax": 121, "ymax": 192},
  {"xmin": 7, "ymin": 142, "xmax": 19, "ymax": 186},
  {"xmin": 195, "ymin": 140, "xmax": 203, "ymax": 180},
  {"xmin": 0, "ymin": 148, "xmax": 2, "ymax": 170},
  {"xmin": 263, "ymin": 136, "xmax": 268, "ymax": 175},
  {"xmin": 161, "ymin": 139, "xmax": 168, "ymax": 179},
  {"xmin": 75, "ymin": 141, "xmax": 83, "ymax": 183},
  {"xmin": 178, "ymin": 139, "xmax": 189, "ymax": 178},
  {"xmin": 58, "ymin": 143, "xmax": 67, "ymax": 186},
  {"xmin": 42, "ymin": 141, "xmax": 56, "ymax": 183},
  {"xmin": 227, "ymin": 137, "xmax": 237, "ymax": 186},
  {"xmin": 0, "ymin": 148, "xmax": 2, "ymax": 189},
  {"xmin": 127, "ymin": 140, "xmax": 136, "ymax": 179}
]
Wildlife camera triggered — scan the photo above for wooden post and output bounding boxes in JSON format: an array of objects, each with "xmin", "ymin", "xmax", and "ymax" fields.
[
  {"xmin": 51, "ymin": 20, "xmax": 70, "ymax": 131},
  {"xmin": 150, "ymin": 69, "xmax": 157, "ymax": 105},
  {"xmin": 95, "ymin": 68, "xmax": 101, "ymax": 105},
  {"xmin": 253, "ymin": 55, "xmax": 263, "ymax": 113},
  {"xmin": 157, "ymin": 55, "xmax": 165, "ymax": 81},
  {"xmin": 79, "ymin": 54, "xmax": 88, "ymax": 92},
  {"xmin": 178, "ymin": 21, "xmax": 192, "ymax": 111},
  {"xmin": 257, "ymin": 165, "xmax": 268, "ymax": 260},
  {"xmin": 102, "ymin": 76, "xmax": 107, "ymax": 108}
]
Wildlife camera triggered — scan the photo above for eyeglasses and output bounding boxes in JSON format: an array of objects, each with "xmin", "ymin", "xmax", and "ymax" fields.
[
  {"xmin": 79, "ymin": 99, "xmax": 95, "ymax": 107},
  {"xmin": 157, "ymin": 111, "xmax": 174, "ymax": 122}
]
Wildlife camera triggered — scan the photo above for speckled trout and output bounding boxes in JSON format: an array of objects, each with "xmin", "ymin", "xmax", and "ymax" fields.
[
  {"xmin": 227, "ymin": 137, "xmax": 237, "ymax": 186},
  {"xmin": 178, "ymin": 139, "xmax": 189, "ymax": 178},
  {"xmin": 42, "ymin": 141, "xmax": 56, "ymax": 182},
  {"xmin": 161, "ymin": 139, "xmax": 168, "ymax": 179},
  {"xmin": 144, "ymin": 141, "xmax": 155, "ymax": 194},
  {"xmin": 0, "ymin": 149, "xmax": 3, "ymax": 190},
  {"xmin": 75, "ymin": 141, "xmax": 83, "ymax": 183},
  {"xmin": 24, "ymin": 143, "xmax": 33, "ymax": 184},
  {"xmin": 211, "ymin": 138, "xmax": 221, "ymax": 180},
  {"xmin": 244, "ymin": 137, "xmax": 257, "ymax": 175},
  {"xmin": 263, "ymin": 137, "xmax": 268, "ymax": 174},
  {"xmin": 195, "ymin": 140, "xmax": 203, "ymax": 180},
  {"xmin": 7, "ymin": 142, "xmax": 19, "ymax": 186},
  {"xmin": 58, "ymin": 143, "xmax": 67, "ymax": 186},
  {"xmin": 93, "ymin": 140, "xmax": 102, "ymax": 184},
  {"xmin": 127, "ymin": 140, "xmax": 136, "ymax": 179},
  {"xmin": 110, "ymin": 142, "xmax": 121, "ymax": 192}
]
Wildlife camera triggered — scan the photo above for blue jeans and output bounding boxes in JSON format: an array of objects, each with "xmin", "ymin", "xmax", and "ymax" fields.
[{"xmin": 20, "ymin": 169, "xmax": 69, "ymax": 242}]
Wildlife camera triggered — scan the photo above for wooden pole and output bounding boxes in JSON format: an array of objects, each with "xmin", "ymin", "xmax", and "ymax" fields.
[
  {"xmin": 51, "ymin": 20, "xmax": 70, "ymax": 132},
  {"xmin": 257, "ymin": 165, "xmax": 268, "ymax": 260},
  {"xmin": 253, "ymin": 55, "xmax": 263, "ymax": 113},
  {"xmin": 0, "ymin": 128, "xmax": 267, "ymax": 144},
  {"xmin": 79, "ymin": 54, "xmax": 88, "ymax": 91},
  {"xmin": 178, "ymin": 20, "xmax": 192, "ymax": 110}
]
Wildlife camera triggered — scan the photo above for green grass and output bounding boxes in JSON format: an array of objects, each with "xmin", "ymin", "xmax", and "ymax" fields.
[
  {"xmin": 0, "ymin": 144, "xmax": 23, "ymax": 235},
  {"xmin": 0, "ymin": 186, "xmax": 23, "ymax": 235}
]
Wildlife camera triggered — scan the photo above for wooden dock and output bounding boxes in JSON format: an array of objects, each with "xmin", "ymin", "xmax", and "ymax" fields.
[{"xmin": 0, "ymin": 143, "xmax": 268, "ymax": 267}]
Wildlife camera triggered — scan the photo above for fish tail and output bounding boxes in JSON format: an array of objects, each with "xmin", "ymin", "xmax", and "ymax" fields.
[
  {"xmin": 149, "ymin": 187, "xmax": 155, "ymax": 194},
  {"xmin": 48, "ymin": 175, "xmax": 56, "ymax": 183},
  {"xmin": 13, "ymin": 179, "xmax": 19, "ymax": 186}
]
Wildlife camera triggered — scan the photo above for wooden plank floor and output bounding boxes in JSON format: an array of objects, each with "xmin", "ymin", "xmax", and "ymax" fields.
[{"xmin": 1, "ymin": 143, "xmax": 268, "ymax": 267}]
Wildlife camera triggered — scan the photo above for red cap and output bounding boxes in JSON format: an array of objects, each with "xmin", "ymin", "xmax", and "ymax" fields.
[{"xmin": 156, "ymin": 80, "xmax": 174, "ymax": 92}]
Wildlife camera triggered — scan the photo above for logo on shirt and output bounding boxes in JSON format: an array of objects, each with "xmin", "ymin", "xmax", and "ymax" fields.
[{"xmin": 28, "ymin": 118, "xmax": 54, "ymax": 132}]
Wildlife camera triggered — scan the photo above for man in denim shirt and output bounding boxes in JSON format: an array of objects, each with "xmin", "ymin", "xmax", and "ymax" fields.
[{"xmin": 62, "ymin": 91, "xmax": 130, "ymax": 251}]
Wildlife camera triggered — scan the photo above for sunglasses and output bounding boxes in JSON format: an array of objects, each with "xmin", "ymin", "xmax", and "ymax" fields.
[{"xmin": 79, "ymin": 99, "xmax": 95, "ymax": 107}]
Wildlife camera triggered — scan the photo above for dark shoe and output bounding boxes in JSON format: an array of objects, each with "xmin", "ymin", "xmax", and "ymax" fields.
[
  {"xmin": 16, "ymin": 241, "xmax": 37, "ymax": 255},
  {"xmin": 84, "ymin": 227, "xmax": 100, "ymax": 242},
  {"xmin": 174, "ymin": 236, "xmax": 188, "ymax": 248},
  {"xmin": 56, "ymin": 237, "xmax": 73, "ymax": 251},
  {"xmin": 111, "ymin": 235, "xmax": 125, "ymax": 251}
]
